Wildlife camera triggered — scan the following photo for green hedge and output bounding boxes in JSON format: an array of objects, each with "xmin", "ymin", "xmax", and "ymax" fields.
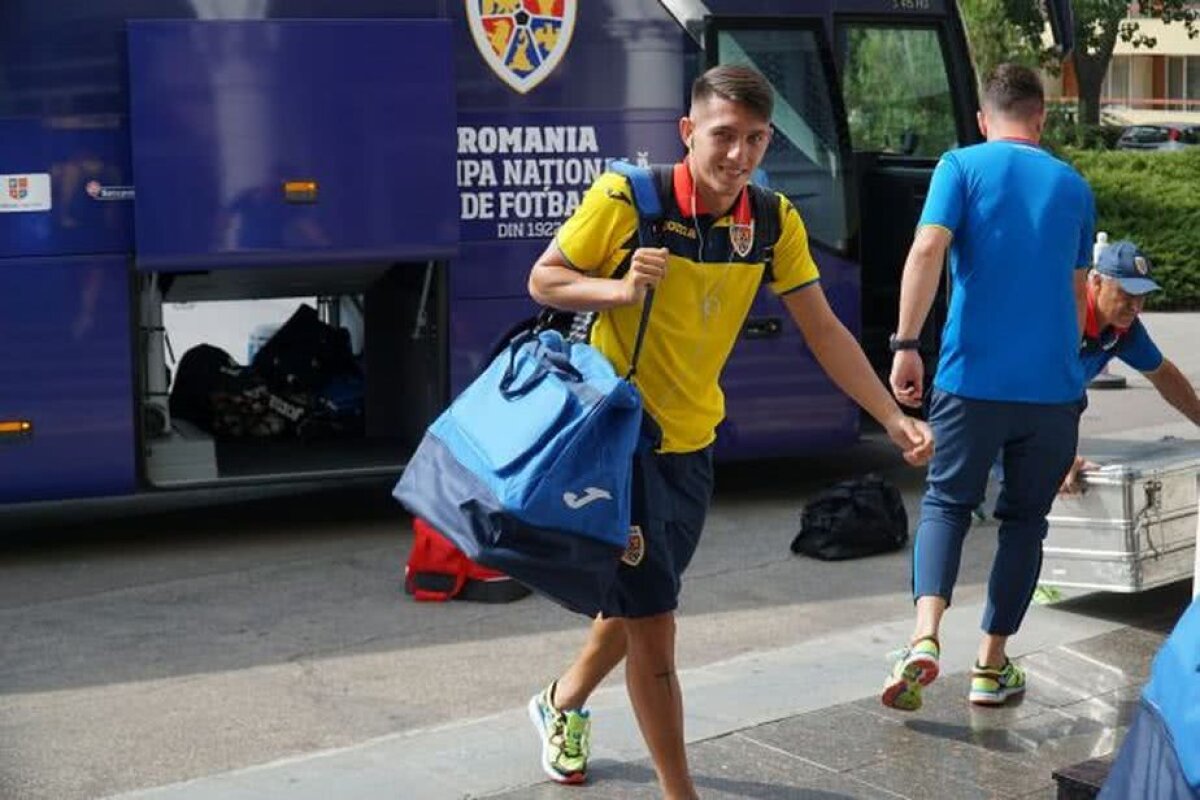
[{"xmin": 1063, "ymin": 148, "xmax": 1200, "ymax": 310}]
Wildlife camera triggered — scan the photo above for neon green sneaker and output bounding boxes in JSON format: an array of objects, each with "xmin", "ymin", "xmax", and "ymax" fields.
[
  {"xmin": 881, "ymin": 636, "xmax": 940, "ymax": 711},
  {"xmin": 969, "ymin": 659, "xmax": 1026, "ymax": 706},
  {"xmin": 527, "ymin": 682, "xmax": 590, "ymax": 784}
]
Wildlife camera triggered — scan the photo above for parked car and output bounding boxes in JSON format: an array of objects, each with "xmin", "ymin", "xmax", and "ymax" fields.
[{"xmin": 1116, "ymin": 123, "xmax": 1200, "ymax": 151}]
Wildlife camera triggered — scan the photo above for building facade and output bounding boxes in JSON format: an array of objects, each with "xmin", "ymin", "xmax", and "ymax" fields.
[{"xmin": 1046, "ymin": 14, "xmax": 1200, "ymax": 124}]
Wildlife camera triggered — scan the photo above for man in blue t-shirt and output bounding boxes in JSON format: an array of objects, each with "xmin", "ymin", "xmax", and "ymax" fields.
[
  {"xmin": 881, "ymin": 64, "xmax": 1094, "ymax": 712},
  {"xmin": 1059, "ymin": 240, "xmax": 1200, "ymax": 490}
]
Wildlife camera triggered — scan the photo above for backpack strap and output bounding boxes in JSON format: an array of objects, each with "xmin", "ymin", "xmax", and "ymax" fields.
[
  {"xmin": 610, "ymin": 164, "xmax": 672, "ymax": 281},
  {"xmin": 606, "ymin": 159, "xmax": 665, "ymax": 381},
  {"xmin": 747, "ymin": 183, "xmax": 783, "ymax": 285}
]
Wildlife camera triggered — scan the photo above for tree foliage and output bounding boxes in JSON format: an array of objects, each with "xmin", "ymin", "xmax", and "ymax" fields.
[
  {"xmin": 1070, "ymin": 0, "xmax": 1199, "ymax": 125},
  {"xmin": 964, "ymin": 1, "xmax": 1200, "ymax": 125},
  {"xmin": 959, "ymin": 0, "xmax": 1049, "ymax": 78},
  {"xmin": 1066, "ymin": 148, "xmax": 1200, "ymax": 309}
]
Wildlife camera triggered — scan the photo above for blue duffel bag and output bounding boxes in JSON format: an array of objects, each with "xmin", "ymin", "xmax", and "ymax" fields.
[{"xmin": 393, "ymin": 161, "xmax": 662, "ymax": 615}]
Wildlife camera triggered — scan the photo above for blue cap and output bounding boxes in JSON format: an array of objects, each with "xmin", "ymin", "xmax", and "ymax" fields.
[{"xmin": 1095, "ymin": 240, "xmax": 1160, "ymax": 295}]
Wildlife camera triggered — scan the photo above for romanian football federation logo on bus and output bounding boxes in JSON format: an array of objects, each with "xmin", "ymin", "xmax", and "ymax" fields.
[
  {"xmin": 466, "ymin": 0, "xmax": 577, "ymax": 94},
  {"xmin": 7, "ymin": 177, "xmax": 28, "ymax": 201}
]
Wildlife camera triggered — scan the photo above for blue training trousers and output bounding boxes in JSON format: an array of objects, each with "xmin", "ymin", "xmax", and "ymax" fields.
[{"xmin": 913, "ymin": 389, "xmax": 1083, "ymax": 635}]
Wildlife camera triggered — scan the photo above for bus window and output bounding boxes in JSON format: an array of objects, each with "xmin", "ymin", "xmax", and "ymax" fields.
[
  {"xmin": 840, "ymin": 25, "xmax": 958, "ymax": 158},
  {"xmin": 711, "ymin": 27, "xmax": 850, "ymax": 253}
]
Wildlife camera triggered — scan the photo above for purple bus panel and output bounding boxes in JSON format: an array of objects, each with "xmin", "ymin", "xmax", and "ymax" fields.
[
  {"xmin": 127, "ymin": 20, "xmax": 458, "ymax": 270},
  {"xmin": 717, "ymin": 246, "xmax": 860, "ymax": 458},
  {"xmin": 0, "ymin": 120, "xmax": 133, "ymax": 261},
  {"xmin": 0, "ymin": 255, "xmax": 135, "ymax": 503}
]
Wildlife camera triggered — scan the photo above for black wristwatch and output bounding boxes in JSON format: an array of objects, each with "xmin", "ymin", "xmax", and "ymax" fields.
[{"xmin": 888, "ymin": 333, "xmax": 921, "ymax": 352}]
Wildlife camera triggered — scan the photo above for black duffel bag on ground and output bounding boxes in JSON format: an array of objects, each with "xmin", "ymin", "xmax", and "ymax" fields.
[{"xmin": 790, "ymin": 474, "xmax": 908, "ymax": 560}]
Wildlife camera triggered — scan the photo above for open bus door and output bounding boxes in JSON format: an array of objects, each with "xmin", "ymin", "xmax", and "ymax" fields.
[{"xmin": 834, "ymin": 7, "xmax": 978, "ymax": 385}]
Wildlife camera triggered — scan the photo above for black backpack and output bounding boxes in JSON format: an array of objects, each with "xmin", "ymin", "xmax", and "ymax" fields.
[
  {"xmin": 169, "ymin": 343, "xmax": 306, "ymax": 439},
  {"xmin": 169, "ymin": 344, "xmax": 247, "ymax": 431},
  {"xmin": 790, "ymin": 474, "xmax": 908, "ymax": 561},
  {"xmin": 250, "ymin": 304, "xmax": 358, "ymax": 394}
]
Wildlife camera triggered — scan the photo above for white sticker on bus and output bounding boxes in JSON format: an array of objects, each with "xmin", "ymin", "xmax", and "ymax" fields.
[{"xmin": 0, "ymin": 173, "xmax": 52, "ymax": 213}]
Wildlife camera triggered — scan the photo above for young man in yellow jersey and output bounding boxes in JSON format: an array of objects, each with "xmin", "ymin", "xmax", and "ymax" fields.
[{"xmin": 526, "ymin": 64, "xmax": 934, "ymax": 799}]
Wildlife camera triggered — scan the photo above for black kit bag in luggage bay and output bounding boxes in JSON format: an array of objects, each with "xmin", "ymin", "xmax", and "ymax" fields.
[
  {"xmin": 249, "ymin": 303, "xmax": 365, "ymax": 438},
  {"xmin": 251, "ymin": 303, "xmax": 359, "ymax": 396},
  {"xmin": 791, "ymin": 474, "xmax": 908, "ymax": 560},
  {"xmin": 169, "ymin": 344, "xmax": 292, "ymax": 438}
]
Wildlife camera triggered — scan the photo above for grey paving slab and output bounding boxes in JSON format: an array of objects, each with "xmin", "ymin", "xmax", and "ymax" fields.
[
  {"xmin": 984, "ymin": 708, "xmax": 1125, "ymax": 777},
  {"xmin": 738, "ymin": 706, "xmax": 909, "ymax": 773},
  {"xmin": 1054, "ymin": 686, "xmax": 1143, "ymax": 730},
  {"xmin": 1060, "ymin": 626, "xmax": 1165, "ymax": 682},
  {"xmin": 1014, "ymin": 646, "xmax": 1141, "ymax": 710},
  {"xmin": 677, "ymin": 733, "xmax": 908, "ymax": 800},
  {"xmin": 845, "ymin": 735, "xmax": 1051, "ymax": 800}
]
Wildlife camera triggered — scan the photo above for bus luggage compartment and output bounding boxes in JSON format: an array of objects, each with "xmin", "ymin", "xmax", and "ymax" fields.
[{"xmin": 144, "ymin": 263, "xmax": 445, "ymax": 488}]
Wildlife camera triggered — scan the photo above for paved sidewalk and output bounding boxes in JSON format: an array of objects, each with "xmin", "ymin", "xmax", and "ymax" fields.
[
  {"xmin": 108, "ymin": 581, "xmax": 1192, "ymax": 800},
  {"xmin": 486, "ymin": 587, "xmax": 1189, "ymax": 800}
]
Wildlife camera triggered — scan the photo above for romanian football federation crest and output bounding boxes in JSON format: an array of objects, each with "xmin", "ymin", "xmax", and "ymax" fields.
[
  {"xmin": 729, "ymin": 220, "xmax": 754, "ymax": 259},
  {"xmin": 466, "ymin": 0, "xmax": 577, "ymax": 94},
  {"xmin": 7, "ymin": 177, "xmax": 28, "ymax": 201}
]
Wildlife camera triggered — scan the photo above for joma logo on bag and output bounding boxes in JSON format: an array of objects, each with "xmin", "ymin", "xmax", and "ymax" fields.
[{"xmin": 562, "ymin": 487, "xmax": 612, "ymax": 509}]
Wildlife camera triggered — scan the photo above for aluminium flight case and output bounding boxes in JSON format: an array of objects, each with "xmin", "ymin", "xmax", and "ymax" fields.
[{"xmin": 1043, "ymin": 438, "xmax": 1200, "ymax": 593}]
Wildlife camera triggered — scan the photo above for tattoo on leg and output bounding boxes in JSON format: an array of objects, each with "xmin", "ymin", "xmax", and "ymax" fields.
[{"xmin": 655, "ymin": 670, "xmax": 676, "ymax": 699}]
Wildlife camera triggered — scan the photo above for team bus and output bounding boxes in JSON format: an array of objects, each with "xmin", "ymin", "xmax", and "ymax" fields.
[{"xmin": 0, "ymin": 0, "xmax": 1072, "ymax": 508}]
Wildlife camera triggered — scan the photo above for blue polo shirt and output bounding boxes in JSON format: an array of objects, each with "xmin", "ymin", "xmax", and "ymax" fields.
[
  {"xmin": 920, "ymin": 140, "xmax": 1094, "ymax": 403},
  {"xmin": 1080, "ymin": 319, "xmax": 1164, "ymax": 382}
]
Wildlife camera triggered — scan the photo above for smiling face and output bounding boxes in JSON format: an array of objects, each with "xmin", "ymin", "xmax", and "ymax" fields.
[{"xmin": 680, "ymin": 94, "xmax": 772, "ymax": 212}]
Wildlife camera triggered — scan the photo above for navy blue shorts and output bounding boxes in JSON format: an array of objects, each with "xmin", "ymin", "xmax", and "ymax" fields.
[{"xmin": 599, "ymin": 443, "xmax": 714, "ymax": 619}]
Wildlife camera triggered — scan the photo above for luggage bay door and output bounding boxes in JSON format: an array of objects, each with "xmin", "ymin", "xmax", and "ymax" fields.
[
  {"xmin": 703, "ymin": 18, "xmax": 859, "ymax": 457},
  {"xmin": 126, "ymin": 19, "xmax": 457, "ymax": 272}
]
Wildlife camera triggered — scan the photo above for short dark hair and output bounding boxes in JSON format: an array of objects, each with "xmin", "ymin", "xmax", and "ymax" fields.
[
  {"xmin": 691, "ymin": 64, "xmax": 774, "ymax": 122},
  {"xmin": 982, "ymin": 64, "xmax": 1044, "ymax": 119}
]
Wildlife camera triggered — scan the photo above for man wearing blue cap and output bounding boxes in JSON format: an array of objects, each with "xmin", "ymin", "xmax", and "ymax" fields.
[{"xmin": 1060, "ymin": 240, "xmax": 1200, "ymax": 491}]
